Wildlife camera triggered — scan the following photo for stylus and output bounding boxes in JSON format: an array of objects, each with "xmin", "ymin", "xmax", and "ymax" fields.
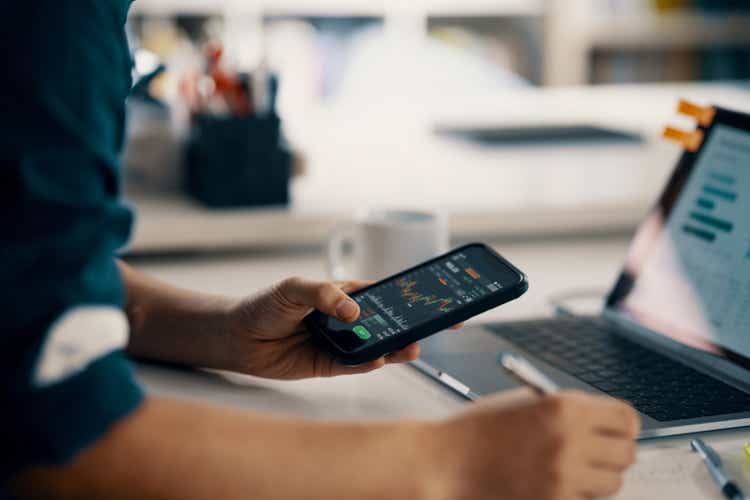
[
  {"xmin": 410, "ymin": 359, "xmax": 480, "ymax": 401},
  {"xmin": 498, "ymin": 353, "xmax": 559, "ymax": 395},
  {"xmin": 437, "ymin": 371, "xmax": 481, "ymax": 400}
]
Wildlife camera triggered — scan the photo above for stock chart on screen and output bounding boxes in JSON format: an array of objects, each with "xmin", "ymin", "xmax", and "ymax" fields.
[
  {"xmin": 326, "ymin": 247, "xmax": 512, "ymax": 345},
  {"xmin": 621, "ymin": 123, "xmax": 750, "ymax": 358}
]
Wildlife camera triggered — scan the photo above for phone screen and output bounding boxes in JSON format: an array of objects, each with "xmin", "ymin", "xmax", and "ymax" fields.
[{"xmin": 322, "ymin": 245, "xmax": 524, "ymax": 352}]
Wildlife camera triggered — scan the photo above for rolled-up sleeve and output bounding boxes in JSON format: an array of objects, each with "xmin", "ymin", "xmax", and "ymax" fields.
[
  {"xmin": 0, "ymin": 0, "xmax": 143, "ymax": 480},
  {"xmin": 0, "ymin": 150, "xmax": 144, "ymax": 480}
]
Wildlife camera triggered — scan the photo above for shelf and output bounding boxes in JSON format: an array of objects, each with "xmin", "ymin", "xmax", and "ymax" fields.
[
  {"xmin": 130, "ymin": 0, "xmax": 542, "ymax": 18},
  {"xmin": 125, "ymin": 192, "xmax": 646, "ymax": 254},
  {"xmin": 586, "ymin": 13, "xmax": 750, "ymax": 49},
  {"xmin": 130, "ymin": 0, "xmax": 383, "ymax": 17},
  {"xmin": 129, "ymin": 0, "xmax": 227, "ymax": 16},
  {"xmin": 420, "ymin": 0, "xmax": 543, "ymax": 18},
  {"xmin": 260, "ymin": 0, "xmax": 383, "ymax": 18}
]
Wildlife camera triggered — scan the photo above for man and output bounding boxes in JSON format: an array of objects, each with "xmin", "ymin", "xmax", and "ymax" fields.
[{"xmin": 1, "ymin": 2, "xmax": 640, "ymax": 499}]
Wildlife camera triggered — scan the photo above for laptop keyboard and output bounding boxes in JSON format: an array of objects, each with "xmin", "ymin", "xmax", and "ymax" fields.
[{"xmin": 488, "ymin": 317, "xmax": 750, "ymax": 422}]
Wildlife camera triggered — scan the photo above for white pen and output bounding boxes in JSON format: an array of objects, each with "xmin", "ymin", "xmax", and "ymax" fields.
[
  {"xmin": 498, "ymin": 352, "xmax": 559, "ymax": 395},
  {"xmin": 437, "ymin": 370, "xmax": 481, "ymax": 400},
  {"xmin": 411, "ymin": 359, "xmax": 480, "ymax": 400}
]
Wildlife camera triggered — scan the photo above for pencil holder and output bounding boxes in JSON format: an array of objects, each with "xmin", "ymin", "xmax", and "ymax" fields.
[{"xmin": 184, "ymin": 112, "xmax": 291, "ymax": 207}]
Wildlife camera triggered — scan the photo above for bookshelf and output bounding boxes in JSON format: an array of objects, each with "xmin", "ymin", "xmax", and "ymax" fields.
[
  {"xmin": 544, "ymin": 1, "xmax": 750, "ymax": 85},
  {"xmin": 131, "ymin": 0, "xmax": 750, "ymax": 86},
  {"xmin": 130, "ymin": 0, "xmax": 544, "ymax": 18},
  {"xmin": 585, "ymin": 13, "xmax": 750, "ymax": 49}
]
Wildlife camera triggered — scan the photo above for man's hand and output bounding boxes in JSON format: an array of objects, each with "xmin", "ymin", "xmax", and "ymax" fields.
[
  {"xmin": 225, "ymin": 277, "xmax": 421, "ymax": 379},
  {"xmin": 433, "ymin": 389, "xmax": 641, "ymax": 500},
  {"xmin": 13, "ymin": 390, "xmax": 640, "ymax": 500},
  {"xmin": 121, "ymin": 264, "xmax": 459, "ymax": 380}
]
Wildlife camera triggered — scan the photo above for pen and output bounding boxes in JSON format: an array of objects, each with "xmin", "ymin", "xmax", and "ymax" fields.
[
  {"xmin": 498, "ymin": 352, "xmax": 559, "ymax": 395},
  {"xmin": 437, "ymin": 371, "xmax": 481, "ymax": 401},
  {"xmin": 691, "ymin": 438, "xmax": 747, "ymax": 500},
  {"xmin": 410, "ymin": 359, "xmax": 480, "ymax": 400}
]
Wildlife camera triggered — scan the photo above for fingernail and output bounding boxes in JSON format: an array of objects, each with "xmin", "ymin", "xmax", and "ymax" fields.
[{"xmin": 336, "ymin": 299, "xmax": 358, "ymax": 320}]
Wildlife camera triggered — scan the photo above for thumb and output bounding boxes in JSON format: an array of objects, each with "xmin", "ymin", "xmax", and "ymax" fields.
[{"xmin": 276, "ymin": 277, "xmax": 360, "ymax": 322}]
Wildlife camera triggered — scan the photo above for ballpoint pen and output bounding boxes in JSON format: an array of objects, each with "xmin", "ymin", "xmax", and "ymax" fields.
[
  {"xmin": 410, "ymin": 359, "xmax": 480, "ymax": 400},
  {"xmin": 691, "ymin": 438, "xmax": 747, "ymax": 500},
  {"xmin": 498, "ymin": 352, "xmax": 559, "ymax": 395}
]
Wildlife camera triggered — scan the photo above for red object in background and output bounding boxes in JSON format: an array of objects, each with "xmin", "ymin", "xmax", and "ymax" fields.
[
  {"xmin": 179, "ymin": 41, "xmax": 253, "ymax": 117},
  {"xmin": 205, "ymin": 42, "xmax": 252, "ymax": 116}
]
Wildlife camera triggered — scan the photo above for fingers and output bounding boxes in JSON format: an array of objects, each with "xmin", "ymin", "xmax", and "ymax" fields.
[
  {"xmin": 336, "ymin": 280, "xmax": 374, "ymax": 294},
  {"xmin": 471, "ymin": 387, "xmax": 538, "ymax": 414},
  {"xmin": 586, "ymin": 396, "xmax": 641, "ymax": 438},
  {"xmin": 552, "ymin": 391, "xmax": 639, "ymax": 439},
  {"xmin": 324, "ymin": 344, "xmax": 421, "ymax": 377},
  {"xmin": 580, "ymin": 468, "xmax": 626, "ymax": 499},
  {"xmin": 327, "ymin": 344, "xmax": 420, "ymax": 377},
  {"xmin": 385, "ymin": 343, "xmax": 421, "ymax": 363},
  {"xmin": 585, "ymin": 435, "xmax": 637, "ymax": 471},
  {"xmin": 580, "ymin": 438, "xmax": 636, "ymax": 498},
  {"xmin": 547, "ymin": 392, "xmax": 637, "ymax": 497},
  {"xmin": 278, "ymin": 277, "xmax": 360, "ymax": 322},
  {"xmin": 327, "ymin": 357, "xmax": 387, "ymax": 377}
]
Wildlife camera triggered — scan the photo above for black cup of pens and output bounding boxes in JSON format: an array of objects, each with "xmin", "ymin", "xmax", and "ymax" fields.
[
  {"xmin": 184, "ymin": 110, "xmax": 291, "ymax": 208},
  {"xmin": 181, "ymin": 46, "xmax": 292, "ymax": 207}
]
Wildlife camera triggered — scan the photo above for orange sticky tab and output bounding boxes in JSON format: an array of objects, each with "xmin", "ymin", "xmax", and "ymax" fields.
[
  {"xmin": 662, "ymin": 126, "xmax": 704, "ymax": 152},
  {"xmin": 677, "ymin": 99, "xmax": 716, "ymax": 127}
]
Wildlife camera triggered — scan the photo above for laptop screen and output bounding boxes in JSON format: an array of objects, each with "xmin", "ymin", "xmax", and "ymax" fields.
[{"xmin": 607, "ymin": 108, "xmax": 750, "ymax": 366}]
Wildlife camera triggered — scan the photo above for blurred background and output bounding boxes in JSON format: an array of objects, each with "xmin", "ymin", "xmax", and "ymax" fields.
[
  {"xmin": 121, "ymin": 0, "xmax": 750, "ymax": 255},
  {"xmin": 114, "ymin": 0, "xmax": 750, "ymax": 436}
]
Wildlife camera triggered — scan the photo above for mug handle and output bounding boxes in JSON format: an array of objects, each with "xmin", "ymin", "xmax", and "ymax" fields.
[{"xmin": 327, "ymin": 224, "xmax": 357, "ymax": 281}]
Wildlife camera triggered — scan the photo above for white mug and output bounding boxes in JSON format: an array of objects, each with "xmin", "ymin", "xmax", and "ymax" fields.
[{"xmin": 327, "ymin": 210, "xmax": 449, "ymax": 281}]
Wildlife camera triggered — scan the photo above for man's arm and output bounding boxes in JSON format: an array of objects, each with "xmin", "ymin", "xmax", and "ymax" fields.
[
  {"xmin": 118, "ymin": 261, "xmax": 237, "ymax": 370},
  {"xmin": 118, "ymin": 262, "xmax": 422, "ymax": 379},
  {"xmin": 10, "ymin": 396, "xmax": 437, "ymax": 500},
  {"xmin": 10, "ymin": 390, "xmax": 640, "ymax": 500}
]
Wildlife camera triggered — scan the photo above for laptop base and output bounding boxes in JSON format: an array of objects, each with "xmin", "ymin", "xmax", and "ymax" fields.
[{"xmin": 416, "ymin": 317, "xmax": 750, "ymax": 439}]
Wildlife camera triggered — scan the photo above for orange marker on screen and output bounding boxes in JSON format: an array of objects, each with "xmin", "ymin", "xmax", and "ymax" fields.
[
  {"xmin": 662, "ymin": 126, "xmax": 704, "ymax": 152},
  {"xmin": 677, "ymin": 99, "xmax": 716, "ymax": 127}
]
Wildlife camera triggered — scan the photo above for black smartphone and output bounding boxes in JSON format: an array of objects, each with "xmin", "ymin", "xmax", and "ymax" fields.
[{"xmin": 304, "ymin": 243, "xmax": 528, "ymax": 365}]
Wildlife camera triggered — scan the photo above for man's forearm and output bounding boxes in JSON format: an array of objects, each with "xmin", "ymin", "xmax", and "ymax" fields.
[
  {"xmin": 10, "ymin": 397, "xmax": 443, "ymax": 500},
  {"xmin": 118, "ymin": 261, "xmax": 236, "ymax": 370}
]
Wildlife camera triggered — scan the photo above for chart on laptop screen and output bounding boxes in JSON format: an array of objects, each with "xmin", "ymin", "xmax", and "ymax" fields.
[{"xmin": 622, "ymin": 123, "xmax": 750, "ymax": 357}]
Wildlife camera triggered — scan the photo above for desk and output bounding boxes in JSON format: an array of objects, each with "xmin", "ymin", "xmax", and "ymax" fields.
[{"xmin": 130, "ymin": 236, "xmax": 750, "ymax": 499}]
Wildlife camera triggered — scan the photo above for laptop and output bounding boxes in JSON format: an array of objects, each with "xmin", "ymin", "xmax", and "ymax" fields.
[
  {"xmin": 415, "ymin": 104, "xmax": 750, "ymax": 439},
  {"xmin": 434, "ymin": 123, "xmax": 643, "ymax": 146}
]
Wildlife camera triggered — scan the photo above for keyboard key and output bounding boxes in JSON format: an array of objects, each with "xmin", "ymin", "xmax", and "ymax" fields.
[
  {"xmin": 491, "ymin": 318, "xmax": 750, "ymax": 422},
  {"xmin": 593, "ymin": 382, "xmax": 618, "ymax": 392}
]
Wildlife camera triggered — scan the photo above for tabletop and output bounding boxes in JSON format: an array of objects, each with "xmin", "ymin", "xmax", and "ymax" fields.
[{"xmin": 130, "ymin": 236, "xmax": 750, "ymax": 499}]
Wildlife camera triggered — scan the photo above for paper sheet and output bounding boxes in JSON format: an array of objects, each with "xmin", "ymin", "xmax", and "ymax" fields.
[{"xmin": 616, "ymin": 440, "xmax": 750, "ymax": 499}]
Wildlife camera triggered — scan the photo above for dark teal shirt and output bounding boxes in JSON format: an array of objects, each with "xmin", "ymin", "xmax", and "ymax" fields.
[{"xmin": 0, "ymin": 0, "xmax": 143, "ymax": 480}]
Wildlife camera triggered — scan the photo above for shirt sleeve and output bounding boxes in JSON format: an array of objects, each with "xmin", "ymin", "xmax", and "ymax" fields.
[
  {"xmin": 0, "ymin": 148, "xmax": 145, "ymax": 482},
  {"xmin": 0, "ymin": 0, "xmax": 143, "ymax": 480}
]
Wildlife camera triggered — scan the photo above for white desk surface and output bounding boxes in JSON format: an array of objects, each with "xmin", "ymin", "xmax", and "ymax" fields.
[{"xmin": 131, "ymin": 237, "xmax": 750, "ymax": 499}]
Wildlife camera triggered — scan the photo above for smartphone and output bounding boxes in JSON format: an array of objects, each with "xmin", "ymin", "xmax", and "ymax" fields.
[{"xmin": 304, "ymin": 243, "xmax": 528, "ymax": 365}]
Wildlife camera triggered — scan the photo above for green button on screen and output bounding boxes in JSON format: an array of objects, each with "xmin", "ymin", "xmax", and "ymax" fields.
[{"xmin": 353, "ymin": 325, "xmax": 372, "ymax": 340}]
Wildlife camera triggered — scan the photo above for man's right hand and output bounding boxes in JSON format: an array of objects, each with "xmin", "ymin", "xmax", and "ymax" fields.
[
  {"xmin": 430, "ymin": 389, "xmax": 641, "ymax": 500},
  {"xmin": 11, "ymin": 391, "xmax": 640, "ymax": 500}
]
